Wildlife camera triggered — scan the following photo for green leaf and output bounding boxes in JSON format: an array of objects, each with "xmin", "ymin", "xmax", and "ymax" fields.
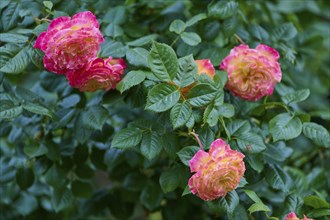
[
  {"xmin": 100, "ymin": 40, "xmax": 127, "ymax": 58},
  {"xmin": 140, "ymin": 182, "xmax": 163, "ymax": 211},
  {"xmin": 265, "ymin": 164, "xmax": 291, "ymax": 192},
  {"xmin": 159, "ymin": 167, "xmax": 180, "ymax": 193},
  {"xmin": 273, "ymin": 22, "xmax": 298, "ymax": 41},
  {"xmin": 127, "ymin": 34, "xmax": 158, "ymax": 47},
  {"xmin": 187, "ymin": 84, "xmax": 217, "ymax": 107},
  {"xmin": 248, "ymin": 203, "xmax": 271, "ymax": 214},
  {"xmin": 0, "ymin": 33, "xmax": 28, "ymax": 44},
  {"xmin": 177, "ymin": 146, "xmax": 200, "ymax": 166},
  {"xmin": 105, "ymin": 23, "xmax": 124, "ymax": 38},
  {"xmin": 180, "ymin": 32, "xmax": 201, "ymax": 46},
  {"xmin": 22, "ymin": 102, "xmax": 54, "ymax": 118},
  {"xmin": 243, "ymin": 190, "xmax": 271, "ymax": 214},
  {"xmin": 173, "ymin": 54, "xmax": 197, "ymax": 88},
  {"xmin": 0, "ymin": 100, "xmax": 22, "ymax": 119},
  {"xmin": 103, "ymin": 6, "xmax": 126, "ymax": 25},
  {"xmin": 208, "ymin": 0, "xmax": 238, "ymax": 19},
  {"xmin": 43, "ymin": 1, "xmax": 53, "ymax": 10},
  {"xmin": 302, "ymin": 122, "xmax": 330, "ymax": 147},
  {"xmin": 81, "ymin": 106, "xmax": 108, "ymax": 130},
  {"xmin": 281, "ymin": 89, "xmax": 310, "ymax": 105},
  {"xmin": 169, "ymin": 19, "xmax": 186, "ymax": 34},
  {"xmin": 16, "ymin": 166, "xmax": 34, "ymax": 190},
  {"xmin": 51, "ymin": 187, "xmax": 73, "ymax": 213},
  {"xmin": 140, "ymin": 132, "xmax": 162, "ymax": 160},
  {"xmin": 186, "ymin": 13, "xmax": 207, "ymax": 27},
  {"xmin": 148, "ymin": 41, "xmax": 178, "ymax": 82},
  {"xmin": 236, "ymin": 132, "xmax": 266, "ymax": 153},
  {"xmin": 112, "ymin": 127, "xmax": 142, "ymax": 149},
  {"xmin": 304, "ymin": 195, "xmax": 330, "ymax": 209},
  {"xmin": 269, "ymin": 113, "xmax": 302, "ymax": 141},
  {"xmin": 24, "ymin": 145, "xmax": 48, "ymax": 158},
  {"xmin": 227, "ymin": 120, "xmax": 251, "ymax": 137},
  {"xmin": 248, "ymin": 24, "xmax": 269, "ymax": 41},
  {"xmin": 217, "ymin": 103, "xmax": 235, "ymax": 118},
  {"xmin": 182, "ymin": 185, "xmax": 192, "ymax": 196},
  {"xmin": 125, "ymin": 47, "xmax": 149, "ymax": 67},
  {"xmin": 170, "ymin": 102, "xmax": 192, "ymax": 129},
  {"xmin": 116, "ymin": 70, "xmax": 146, "ymax": 93},
  {"xmin": 1, "ymin": 2, "xmax": 20, "ymax": 31},
  {"xmin": 219, "ymin": 191, "xmax": 239, "ymax": 218},
  {"xmin": 214, "ymin": 70, "xmax": 228, "ymax": 89},
  {"xmin": 0, "ymin": 46, "xmax": 31, "ymax": 74},
  {"xmin": 146, "ymin": 83, "xmax": 180, "ymax": 112},
  {"xmin": 223, "ymin": 16, "xmax": 239, "ymax": 37},
  {"xmin": 204, "ymin": 103, "xmax": 219, "ymax": 127},
  {"xmin": 71, "ymin": 180, "xmax": 93, "ymax": 198}
]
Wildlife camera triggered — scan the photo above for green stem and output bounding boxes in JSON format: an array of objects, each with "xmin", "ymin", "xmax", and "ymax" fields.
[
  {"xmin": 219, "ymin": 117, "xmax": 231, "ymax": 140},
  {"xmin": 170, "ymin": 35, "xmax": 180, "ymax": 47}
]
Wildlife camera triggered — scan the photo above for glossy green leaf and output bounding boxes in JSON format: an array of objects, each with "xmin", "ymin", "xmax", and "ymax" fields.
[
  {"xmin": 0, "ymin": 100, "xmax": 22, "ymax": 119},
  {"xmin": 0, "ymin": 33, "xmax": 28, "ymax": 44},
  {"xmin": 208, "ymin": 1, "xmax": 238, "ymax": 19},
  {"xmin": 236, "ymin": 132, "xmax": 266, "ymax": 153},
  {"xmin": 127, "ymin": 34, "xmax": 158, "ymax": 46},
  {"xmin": 177, "ymin": 146, "xmax": 200, "ymax": 166},
  {"xmin": 302, "ymin": 122, "xmax": 330, "ymax": 147},
  {"xmin": 304, "ymin": 195, "xmax": 330, "ymax": 209},
  {"xmin": 173, "ymin": 54, "xmax": 197, "ymax": 88},
  {"xmin": 112, "ymin": 127, "xmax": 142, "ymax": 149},
  {"xmin": 180, "ymin": 32, "xmax": 201, "ymax": 46},
  {"xmin": 81, "ymin": 106, "xmax": 108, "ymax": 130},
  {"xmin": 146, "ymin": 83, "xmax": 180, "ymax": 112},
  {"xmin": 148, "ymin": 41, "xmax": 178, "ymax": 82},
  {"xmin": 140, "ymin": 132, "xmax": 162, "ymax": 160},
  {"xmin": 187, "ymin": 84, "xmax": 217, "ymax": 107},
  {"xmin": 170, "ymin": 102, "xmax": 192, "ymax": 129},
  {"xmin": 23, "ymin": 102, "xmax": 54, "ymax": 118},
  {"xmin": 217, "ymin": 103, "xmax": 235, "ymax": 118},
  {"xmin": 0, "ymin": 46, "xmax": 31, "ymax": 74},
  {"xmin": 281, "ymin": 89, "xmax": 310, "ymax": 105},
  {"xmin": 273, "ymin": 22, "xmax": 298, "ymax": 41},
  {"xmin": 125, "ymin": 47, "xmax": 149, "ymax": 67},
  {"xmin": 169, "ymin": 19, "xmax": 186, "ymax": 34},
  {"xmin": 269, "ymin": 113, "xmax": 302, "ymax": 141},
  {"xmin": 116, "ymin": 70, "xmax": 146, "ymax": 93},
  {"xmin": 186, "ymin": 13, "xmax": 207, "ymax": 27},
  {"xmin": 265, "ymin": 164, "xmax": 291, "ymax": 192}
]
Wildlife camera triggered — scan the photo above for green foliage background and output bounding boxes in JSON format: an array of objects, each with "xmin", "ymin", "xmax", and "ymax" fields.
[{"xmin": 0, "ymin": 0, "xmax": 329, "ymax": 219}]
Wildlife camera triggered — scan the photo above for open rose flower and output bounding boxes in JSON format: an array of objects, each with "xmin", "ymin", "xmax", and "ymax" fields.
[
  {"xmin": 285, "ymin": 212, "xmax": 313, "ymax": 220},
  {"xmin": 188, "ymin": 139, "xmax": 245, "ymax": 201},
  {"xmin": 66, "ymin": 57, "xmax": 126, "ymax": 92},
  {"xmin": 220, "ymin": 44, "xmax": 282, "ymax": 101},
  {"xmin": 34, "ymin": 11, "xmax": 104, "ymax": 74}
]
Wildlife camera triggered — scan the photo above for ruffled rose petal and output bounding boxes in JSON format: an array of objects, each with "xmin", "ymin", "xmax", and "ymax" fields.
[
  {"xmin": 220, "ymin": 44, "xmax": 282, "ymax": 101},
  {"xmin": 34, "ymin": 11, "xmax": 104, "ymax": 74},
  {"xmin": 188, "ymin": 138, "xmax": 245, "ymax": 201},
  {"xmin": 66, "ymin": 57, "xmax": 126, "ymax": 92}
]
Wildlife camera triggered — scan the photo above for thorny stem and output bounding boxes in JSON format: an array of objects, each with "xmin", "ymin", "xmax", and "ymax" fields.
[
  {"xmin": 190, "ymin": 129, "xmax": 204, "ymax": 150},
  {"xmin": 234, "ymin": 33, "xmax": 245, "ymax": 44}
]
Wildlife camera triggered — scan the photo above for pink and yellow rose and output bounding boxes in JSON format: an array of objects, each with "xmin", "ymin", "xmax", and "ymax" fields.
[
  {"xmin": 220, "ymin": 44, "xmax": 282, "ymax": 101},
  {"xmin": 34, "ymin": 11, "xmax": 104, "ymax": 74},
  {"xmin": 195, "ymin": 59, "xmax": 215, "ymax": 79},
  {"xmin": 66, "ymin": 57, "xmax": 126, "ymax": 92},
  {"xmin": 188, "ymin": 138, "xmax": 245, "ymax": 201},
  {"xmin": 285, "ymin": 212, "xmax": 313, "ymax": 220}
]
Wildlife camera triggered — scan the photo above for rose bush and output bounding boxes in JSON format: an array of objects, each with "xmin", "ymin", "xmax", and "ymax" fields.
[{"xmin": 0, "ymin": 1, "xmax": 329, "ymax": 220}]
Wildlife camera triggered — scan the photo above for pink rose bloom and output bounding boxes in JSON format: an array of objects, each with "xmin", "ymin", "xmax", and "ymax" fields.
[
  {"xmin": 285, "ymin": 212, "xmax": 313, "ymax": 220},
  {"xmin": 220, "ymin": 44, "xmax": 282, "ymax": 101},
  {"xmin": 66, "ymin": 57, "xmax": 126, "ymax": 92},
  {"xmin": 195, "ymin": 59, "xmax": 215, "ymax": 79},
  {"xmin": 188, "ymin": 139, "xmax": 245, "ymax": 201},
  {"xmin": 34, "ymin": 11, "xmax": 104, "ymax": 74}
]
